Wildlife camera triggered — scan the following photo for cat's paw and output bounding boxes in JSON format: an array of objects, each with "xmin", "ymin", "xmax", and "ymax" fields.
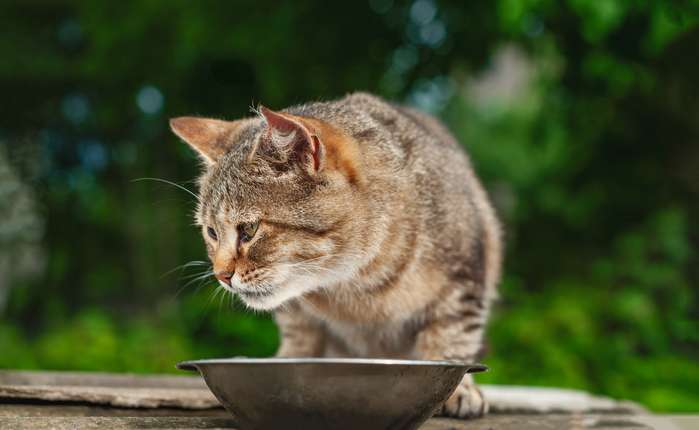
[{"xmin": 438, "ymin": 382, "xmax": 488, "ymax": 419}]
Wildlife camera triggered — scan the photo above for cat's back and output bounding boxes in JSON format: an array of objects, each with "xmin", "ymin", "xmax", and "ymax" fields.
[
  {"xmin": 290, "ymin": 92, "xmax": 471, "ymax": 178},
  {"xmin": 332, "ymin": 93, "xmax": 481, "ymax": 205},
  {"xmin": 329, "ymin": 92, "xmax": 501, "ymax": 292},
  {"xmin": 291, "ymin": 93, "xmax": 500, "ymax": 320}
]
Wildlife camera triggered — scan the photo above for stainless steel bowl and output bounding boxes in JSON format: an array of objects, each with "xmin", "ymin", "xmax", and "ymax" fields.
[{"xmin": 177, "ymin": 358, "xmax": 487, "ymax": 430}]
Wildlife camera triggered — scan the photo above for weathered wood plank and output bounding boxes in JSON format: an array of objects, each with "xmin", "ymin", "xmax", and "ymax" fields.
[
  {"xmin": 0, "ymin": 370, "xmax": 644, "ymax": 414},
  {"xmin": 0, "ymin": 403, "xmax": 692, "ymax": 430},
  {"xmin": 0, "ymin": 414, "xmax": 671, "ymax": 430}
]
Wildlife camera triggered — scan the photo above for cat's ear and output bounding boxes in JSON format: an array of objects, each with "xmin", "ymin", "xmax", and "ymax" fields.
[
  {"xmin": 169, "ymin": 117, "xmax": 239, "ymax": 164},
  {"xmin": 259, "ymin": 106, "xmax": 324, "ymax": 173}
]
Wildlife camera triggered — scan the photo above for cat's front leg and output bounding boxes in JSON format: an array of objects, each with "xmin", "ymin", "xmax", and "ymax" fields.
[
  {"xmin": 414, "ymin": 287, "xmax": 489, "ymax": 418},
  {"xmin": 437, "ymin": 373, "xmax": 487, "ymax": 418},
  {"xmin": 274, "ymin": 306, "xmax": 325, "ymax": 357}
]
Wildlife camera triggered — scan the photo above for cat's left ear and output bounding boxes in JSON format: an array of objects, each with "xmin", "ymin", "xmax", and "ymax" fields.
[
  {"xmin": 259, "ymin": 106, "xmax": 324, "ymax": 173},
  {"xmin": 169, "ymin": 117, "xmax": 243, "ymax": 165}
]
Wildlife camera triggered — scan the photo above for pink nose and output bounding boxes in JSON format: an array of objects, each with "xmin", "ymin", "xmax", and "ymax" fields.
[{"xmin": 216, "ymin": 271, "xmax": 233, "ymax": 286}]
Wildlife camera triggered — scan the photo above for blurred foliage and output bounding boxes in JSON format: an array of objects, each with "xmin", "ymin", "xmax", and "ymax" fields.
[{"xmin": 0, "ymin": 0, "xmax": 697, "ymax": 412}]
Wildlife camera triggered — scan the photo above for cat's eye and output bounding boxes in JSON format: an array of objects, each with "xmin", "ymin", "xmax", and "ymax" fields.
[
  {"xmin": 207, "ymin": 226, "xmax": 218, "ymax": 241},
  {"xmin": 239, "ymin": 221, "xmax": 260, "ymax": 242}
]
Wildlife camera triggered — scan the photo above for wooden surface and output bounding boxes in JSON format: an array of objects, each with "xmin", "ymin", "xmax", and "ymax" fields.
[
  {"xmin": 0, "ymin": 403, "xmax": 694, "ymax": 430},
  {"xmin": 0, "ymin": 370, "xmax": 216, "ymax": 409},
  {"xmin": 0, "ymin": 370, "xmax": 644, "ymax": 413},
  {"xmin": 1, "ymin": 370, "xmax": 695, "ymax": 429}
]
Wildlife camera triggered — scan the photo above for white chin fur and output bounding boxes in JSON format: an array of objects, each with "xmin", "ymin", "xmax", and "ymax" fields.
[
  {"xmin": 238, "ymin": 281, "xmax": 318, "ymax": 311},
  {"xmin": 237, "ymin": 294, "xmax": 284, "ymax": 311},
  {"xmin": 231, "ymin": 259, "xmax": 360, "ymax": 311}
]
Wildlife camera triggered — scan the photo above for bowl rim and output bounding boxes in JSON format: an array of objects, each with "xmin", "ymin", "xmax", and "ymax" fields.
[{"xmin": 176, "ymin": 357, "xmax": 488, "ymax": 373}]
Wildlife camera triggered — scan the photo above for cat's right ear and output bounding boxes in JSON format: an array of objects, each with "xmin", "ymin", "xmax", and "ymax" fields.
[{"xmin": 169, "ymin": 117, "xmax": 236, "ymax": 165}]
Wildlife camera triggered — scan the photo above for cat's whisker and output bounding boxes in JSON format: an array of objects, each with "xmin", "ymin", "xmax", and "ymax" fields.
[
  {"xmin": 131, "ymin": 177, "xmax": 201, "ymax": 203},
  {"xmin": 217, "ymin": 286, "xmax": 228, "ymax": 314},
  {"xmin": 174, "ymin": 270, "xmax": 215, "ymax": 298},
  {"xmin": 179, "ymin": 272, "xmax": 214, "ymax": 288},
  {"xmin": 161, "ymin": 260, "xmax": 210, "ymax": 279},
  {"xmin": 179, "ymin": 269, "xmax": 214, "ymax": 282},
  {"xmin": 206, "ymin": 284, "xmax": 226, "ymax": 310}
]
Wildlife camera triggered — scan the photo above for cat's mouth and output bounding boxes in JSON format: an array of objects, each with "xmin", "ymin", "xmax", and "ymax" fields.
[
  {"xmin": 234, "ymin": 286, "xmax": 281, "ymax": 310},
  {"xmin": 220, "ymin": 266, "xmax": 325, "ymax": 310},
  {"xmin": 218, "ymin": 275, "xmax": 280, "ymax": 308},
  {"xmin": 221, "ymin": 278, "xmax": 274, "ymax": 296}
]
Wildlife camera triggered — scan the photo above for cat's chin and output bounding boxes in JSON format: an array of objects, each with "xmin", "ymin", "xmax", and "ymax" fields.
[
  {"xmin": 216, "ymin": 280, "xmax": 281, "ymax": 310},
  {"xmin": 236, "ymin": 281, "xmax": 319, "ymax": 311},
  {"xmin": 236, "ymin": 290, "xmax": 284, "ymax": 311}
]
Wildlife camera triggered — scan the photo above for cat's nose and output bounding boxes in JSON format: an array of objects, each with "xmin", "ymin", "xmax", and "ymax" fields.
[{"xmin": 216, "ymin": 271, "xmax": 234, "ymax": 286}]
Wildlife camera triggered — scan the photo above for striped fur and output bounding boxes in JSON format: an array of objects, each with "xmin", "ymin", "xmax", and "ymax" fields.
[{"xmin": 171, "ymin": 92, "xmax": 502, "ymax": 418}]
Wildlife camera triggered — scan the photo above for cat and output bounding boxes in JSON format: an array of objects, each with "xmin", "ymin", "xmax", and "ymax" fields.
[{"xmin": 170, "ymin": 92, "xmax": 502, "ymax": 418}]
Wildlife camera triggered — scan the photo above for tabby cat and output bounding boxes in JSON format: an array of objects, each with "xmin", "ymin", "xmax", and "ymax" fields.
[{"xmin": 170, "ymin": 92, "xmax": 502, "ymax": 418}]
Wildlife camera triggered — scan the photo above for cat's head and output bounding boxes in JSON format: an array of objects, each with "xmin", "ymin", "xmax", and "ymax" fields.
[{"xmin": 170, "ymin": 107, "xmax": 366, "ymax": 310}]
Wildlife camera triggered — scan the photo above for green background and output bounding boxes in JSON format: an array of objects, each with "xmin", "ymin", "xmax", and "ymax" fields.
[{"xmin": 1, "ymin": 0, "xmax": 697, "ymax": 412}]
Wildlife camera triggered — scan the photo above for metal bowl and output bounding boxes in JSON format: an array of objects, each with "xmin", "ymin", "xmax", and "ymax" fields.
[{"xmin": 177, "ymin": 358, "xmax": 486, "ymax": 430}]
